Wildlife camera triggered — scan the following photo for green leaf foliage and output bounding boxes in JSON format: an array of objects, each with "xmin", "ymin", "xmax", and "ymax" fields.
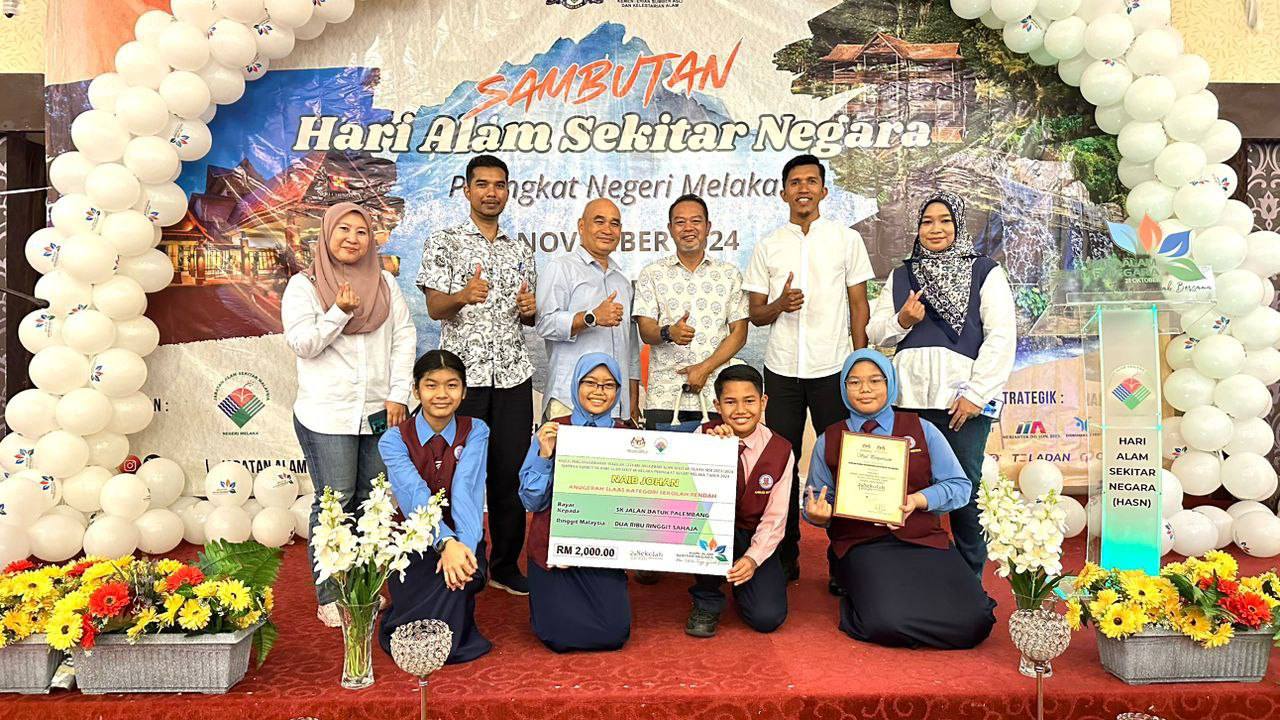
[{"xmin": 197, "ymin": 540, "xmax": 284, "ymax": 591}]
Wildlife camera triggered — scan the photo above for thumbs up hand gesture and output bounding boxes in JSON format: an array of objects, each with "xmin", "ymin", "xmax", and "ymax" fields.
[
  {"xmin": 669, "ymin": 311, "xmax": 696, "ymax": 345},
  {"xmin": 593, "ymin": 290, "xmax": 624, "ymax": 327},
  {"xmin": 458, "ymin": 264, "xmax": 490, "ymax": 305},
  {"xmin": 517, "ymin": 279, "xmax": 537, "ymax": 318},
  {"xmin": 776, "ymin": 272, "xmax": 804, "ymax": 313}
]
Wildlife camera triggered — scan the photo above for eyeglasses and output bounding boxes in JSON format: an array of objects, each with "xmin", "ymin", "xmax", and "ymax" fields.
[
  {"xmin": 845, "ymin": 376, "xmax": 886, "ymax": 390},
  {"xmin": 579, "ymin": 379, "xmax": 619, "ymax": 393}
]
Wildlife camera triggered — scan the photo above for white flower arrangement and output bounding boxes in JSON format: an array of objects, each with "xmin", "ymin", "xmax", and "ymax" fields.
[
  {"xmin": 311, "ymin": 472, "xmax": 447, "ymax": 607},
  {"xmin": 976, "ymin": 457, "xmax": 1069, "ymax": 610}
]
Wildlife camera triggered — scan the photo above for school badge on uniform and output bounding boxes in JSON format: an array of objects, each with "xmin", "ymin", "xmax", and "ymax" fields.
[{"xmin": 758, "ymin": 474, "xmax": 775, "ymax": 490}]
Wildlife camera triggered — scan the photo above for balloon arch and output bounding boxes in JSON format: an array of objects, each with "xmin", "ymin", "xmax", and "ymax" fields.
[{"xmin": 3, "ymin": 0, "xmax": 1280, "ymax": 564}]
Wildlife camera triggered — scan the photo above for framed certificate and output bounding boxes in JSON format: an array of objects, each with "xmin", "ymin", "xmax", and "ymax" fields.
[{"xmin": 833, "ymin": 431, "xmax": 910, "ymax": 525}]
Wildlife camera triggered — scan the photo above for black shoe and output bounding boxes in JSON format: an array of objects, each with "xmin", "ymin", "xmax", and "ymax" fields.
[
  {"xmin": 634, "ymin": 570, "xmax": 661, "ymax": 585},
  {"xmin": 488, "ymin": 571, "xmax": 529, "ymax": 596},
  {"xmin": 783, "ymin": 562, "xmax": 799, "ymax": 583},
  {"xmin": 685, "ymin": 606, "xmax": 720, "ymax": 638},
  {"xmin": 828, "ymin": 578, "xmax": 846, "ymax": 597}
]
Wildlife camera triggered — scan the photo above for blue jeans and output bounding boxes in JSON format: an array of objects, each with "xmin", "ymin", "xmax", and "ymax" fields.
[
  {"xmin": 914, "ymin": 409, "xmax": 994, "ymax": 577},
  {"xmin": 294, "ymin": 415, "xmax": 386, "ymax": 604}
]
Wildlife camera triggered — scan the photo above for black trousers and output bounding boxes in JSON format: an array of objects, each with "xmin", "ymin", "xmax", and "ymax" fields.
[
  {"xmin": 527, "ymin": 562, "xmax": 631, "ymax": 653},
  {"xmin": 457, "ymin": 379, "xmax": 533, "ymax": 580},
  {"xmin": 379, "ymin": 540, "xmax": 492, "ymax": 665},
  {"xmin": 762, "ymin": 368, "xmax": 847, "ymax": 573},
  {"xmin": 833, "ymin": 535, "xmax": 996, "ymax": 650},
  {"xmin": 689, "ymin": 527, "xmax": 788, "ymax": 633},
  {"xmin": 915, "ymin": 409, "xmax": 994, "ymax": 576}
]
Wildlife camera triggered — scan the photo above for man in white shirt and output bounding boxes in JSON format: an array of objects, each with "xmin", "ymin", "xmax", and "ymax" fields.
[
  {"xmin": 634, "ymin": 194, "xmax": 748, "ymax": 430},
  {"xmin": 743, "ymin": 155, "xmax": 874, "ymax": 590}
]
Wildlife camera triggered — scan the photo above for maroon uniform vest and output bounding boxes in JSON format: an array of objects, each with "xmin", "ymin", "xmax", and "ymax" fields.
[
  {"xmin": 822, "ymin": 411, "xmax": 949, "ymax": 558},
  {"xmin": 399, "ymin": 414, "xmax": 474, "ymax": 530},
  {"xmin": 527, "ymin": 415, "xmax": 628, "ymax": 569},
  {"xmin": 700, "ymin": 421, "xmax": 794, "ymax": 533}
]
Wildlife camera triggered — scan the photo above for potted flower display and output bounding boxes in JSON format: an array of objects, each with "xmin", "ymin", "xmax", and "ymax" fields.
[
  {"xmin": 0, "ymin": 559, "xmax": 70, "ymax": 693},
  {"xmin": 1068, "ymin": 551, "xmax": 1280, "ymax": 684}
]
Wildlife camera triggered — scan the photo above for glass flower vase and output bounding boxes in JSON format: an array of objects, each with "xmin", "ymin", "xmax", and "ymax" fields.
[{"xmin": 338, "ymin": 601, "xmax": 379, "ymax": 690}]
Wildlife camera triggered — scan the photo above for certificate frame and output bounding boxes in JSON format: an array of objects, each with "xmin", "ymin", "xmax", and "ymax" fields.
[{"xmin": 833, "ymin": 431, "xmax": 909, "ymax": 525}]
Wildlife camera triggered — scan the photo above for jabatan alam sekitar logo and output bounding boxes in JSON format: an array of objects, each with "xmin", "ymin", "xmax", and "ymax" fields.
[
  {"xmin": 213, "ymin": 371, "xmax": 271, "ymax": 434},
  {"xmin": 1107, "ymin": 214, "xmax": 1205, "ymax": 282}
]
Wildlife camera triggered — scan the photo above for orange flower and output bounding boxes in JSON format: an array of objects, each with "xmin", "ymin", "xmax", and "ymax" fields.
[
  {"xmin": 3, "ymin": 559, "xmax": 35, "ymax": 574},
  {"xmin": 164, "ymin": 566, "xmax": 205, "ymax": 593},
  {"xmin": 87, "ymin": 582, "xmax": 131, "ymax": 618},
  {"xmin": 80, "ymin": 614, "xmax": 97, "ymax": 650},
  {"xmin": 1225, "ymin": 592, "xmax": 1271, "ymax": 629}
]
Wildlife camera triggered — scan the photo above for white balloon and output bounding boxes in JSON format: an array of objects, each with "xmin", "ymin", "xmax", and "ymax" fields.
[
  {"xmin": 205, "ymin": 461, "xmax": 253, "ymax": 507},
  {"xmin": 1223, "ymin": 416, "xmax": 1274, "ymax": 457},
  {"xmin": 1124, "ymin": 178, "xmax": 1174, "ymax": 220},
  {"xmin": 1127, "ymin": 0, "xmax": 1171, "ymax": 31},
  {"xmin": 63, "ymin": 466, "xmax": 111, "ymax": 512},
  {"xmin": 1081, "ymin": 58, "xmax": 1133, "ymax": 106},
  {"xmin": 134, "ymin": 181, "xmax": 188, "ymax": 227},
  {"xmin": 1084, "ymin": 13, "xmax": 1134, "ymax": 59},
  {"xmin": 1163, "ymin": 54, "xmax": 1210, "ymax": 100},
  {"xmin": 18, "ymin": 310, "xmax": 62, "ymax": 355},
  {"xmin": 138, "ymin": 458, "xmax": 186, "ymax": 509},
  {"xmin": 94, "ymin": 276, "xmax": 149, "ymax": 320},
  {"xmin": 171, "ymin": 0, "xmax": 219, "ymax": 29},
  {"xmin": 312, "ymin": 0, "xmax": 354, "ymax": 23},
  {"xmin": 1173, "ymin": 183, "xmax": 1227, "ymax": 229},
  {"xmin": 1003, "ymin": 15, "xmax": 1048, "ymax": 54},
  {"xmin": 240, "ymin": 498, "xmax": 262, "ymax": 520},
  {"xmin": 1153, "ymin": 142, "xmax": 1206, "ymax": 188},
  {"xmin": 1164, "ymin": 91, "xmax": 1219, "ymax": 142},
  {"xmin": 34, "ymin": 272, "xmax": 94, "ymax": 319},
  {"xmin": 88, "ymin": 348, "xmax": 148, "ymax": 398},
  {"xmin": 73, "ymin": 110, "xmax": 132, "ymax": 166},
  {"xmin": 1043, "ymin": 16, "xmax": 1087, "ymax": 60},
  {"xmin": 30, "ymin": 345, "xmax": 91, "ymax": 395},
  {"xmin": 1232, "ymin": 306, "xmax": 1280, "ymax": 350},
  {"xmin": 0, "ymin": 477, "xmax": 45, "ymax": 525},
  {"xmin": 1190, "ymin": 226, "xmax": 1246, "ymax": 272},
  {"xmin": 159, "ymin": 70, "xmax": 212, "ymax": 119},
  {"xmin": 205, "ymin": 505, "xmax": 252, "ymax": 543},
  {"xmin": 100, "ymin": 210, "xmax": 158, "ymax": 256},
  {"xmin": 293, "ymin": 13, "xmax": 328, "ymax": 41},
  {"xmin": 1213, "ymin": 269, "xmax": 1265, "ymax": 317},
  {"xmin": 253, "ymin": 466, "xmax": 300, "ymax": 508},
  {"xmin": 253, "ymin": 17, "xmax": 296, "ymax": 59},
  {"xmin": 1181, "ymin": 307, "xmax": 1232, "ymax": 338},
  {"xmin": 6, "ymin": 470, "xmax": 57, "ymax": 513},
  {"xmin": 28, "ymin": 514, "xmax": 84, "ymax": 562},
  {"xmin": 1180, "ymin": 404, "xmax": 1235, "ymax": 452},
  {"xmin": 1122, "ymin": 74, "xmax": 1175, "ymax": 123},
  {"xmin": 113, "ymin": 315, "xmax": 162, "ymax": 357},
  {"xmin": 1171, "ymin": 450, "xmax": 1221, "ymax": 495},
  {"xmin": 115, "ymin": 41, "xmax": 169, "ymax": 91},
  {"xmin": 1037, "ymin": 0, "xmax": 1080, "ymax": 19},
  {"xmin": 1242, "ymin": 346, "xmax": 1280, "ymax": 384},
  {"xmin": 199, "ymin": 104, "xmax": 218, "ymax": 124},
  {"xmin": 83, "ymin": 515, "xmax": 140, "ymax": 557},
  {"xmin": 1189, "ymin": 505, "xmax": 1233, "ymax": 549},
  {"xmin": 99, "ymin": 473, "xmax": 151, "ymax": 520},
  {"xmin": 108, "ymin": 392, "xmax": 154, "ymax": 435},
  {"xmin": 1228, "ymin": 500, "xmax": 1272, "ymax": 519},
  {"xmin": 242, "ymin": 55, "xmax": 270, "ymax": 81},
  {"xmin": 197, "ymin": 60, "xmax": 246, "ymax": 105},
  {"xmin": 290, "ymin": 494, "xmax": 313, "ymax": 538},
  {"xmin": 1233, "ymin": 511, "xmax": 1280, "ymax": 557},
  {"xmin": 1189, "ymin": 334, "xmax": 1246, "ymax": 379},
  {"xmin": 1054, "ymin": 494, "xmax": 1084, "ymax": 538},
  {"xmin": 27, "ymin": 227, "xmax": 67, "ymax": 278},
  {"xmin": 1162, "ymin": 415, "xmax": 1189, "ymax": 459},
  {"xmin": 1094, "ymin": 102, "xmax": 1130, "ymax": 135},
  {"xmin": 135, "ymin": 508, "xmax": 184, "ymax": 554},
  {"xmin": 0, "ymin": 525, "xmax": 29, "ymax": 565},
  {"xmin": 55, "ymin": 388, "xmax": 114, "ymax": 436},
  {"xmin": 87, "ymin": 73, "xmax": 128, "ymax": 114},
  {"xmin": 1202, "ymin": 163, "xmax": 1238, "ymax": 196},
  {"xmin": 134, "ymin": 10, "xmax": 175, "ymax": 47},
  {"xmin": 951, "ymin": 0, "xmax": 993, "ymax": 19},
  {"xmin": 1199, "ymin": 120, "xmax": 1243, "ymax": 164},
  {"xmin": 207, "ymin": 19, "xmax": 258, "ymax": 67},
  {"xmin": 156, "ymin": 20, "xmax": 211, "ymax": 72},
  {"xmin": 991, "ymin": 0, "xmax": 1038, "ymax": 22},
  {"xmin": 1125, "ymin": 28, "xmax": 1180, "ymax": 76},
  {"xmin": 1018, "ymin": 459, "xmax": 1064, "ymax": 498},
  {"xmin": 181, "ymin": 500, "xmax": 215, "ymax": 544},
  {"xmin": 1213, "ymin": 373, "xmax": 1272, "ymax": 418},
  {"xmin": 1160, "ymin": 468, "xmax": 1183, "ymax": 517},
  {"xmin": 1117, "ymin": 121, "xmax": 1166, "ymax": 163},
  {"xmin": 85, "ymin": 430, "xmax": 130, "ymax": 469},
  {"xmin": 163, "ymin": 117, "xmax": 213, "ymax": 162},
  {"xmin": 57, "ymin": 232, "xmax": 118, "ymax": 284},
  {"xmin": 122, "ymin": 137, "xmax": 181, "ymax": 186},
  {"xmin": 1242, "ymin": 231, "xmax": 1280, "ymax": 278},
  {"xmin": 49, "ymin": 152, "xmax": 97, "ymax": 196},
  {"xmin": 251, "ymin": 506, "xmax": 295, "ymax": 547},
  {"xmin": 116, "ymin": 249, "xmax": 174, "ymax": 294},
  {"xmin": 50, "ymin": 192, "xmax": 104, "ymax": 235},
  {"xmin": 62, "ymin": 308, "xmax": 118, "ymax": 355},
  {"xmin": 6, "ymin": 389, "xmax": 60, "ymax": 438},
  {"xmin": 1077, "ymin": 0, "xmax": 1123, "ymax": 22},
  {"xmin": 169, "ymin": 496, "xmax": 198, "ymax": 515},
  {"xmin": 1169, "ymin": 509, "xmax": 1217, "ymax": 557},
  {"xmin": 114, "ymin": 86, "xmax": 171, "ymax": 136},
  {"xmin": 33, "ymin": 430, "xmax": 90, "ymax": 479}
]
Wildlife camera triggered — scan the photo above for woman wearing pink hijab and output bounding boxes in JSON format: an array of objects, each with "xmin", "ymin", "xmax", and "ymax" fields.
[{"xmin": 282, "ymin": 202, "xmax": 416, "ymax": 627}]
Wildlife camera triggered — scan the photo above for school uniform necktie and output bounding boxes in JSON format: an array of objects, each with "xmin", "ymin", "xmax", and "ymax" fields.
[
  {"xmin": 427, "ymin": 434, "xmax": 448, "ymax": 473},
  {"xmin": 738, "ymin": 440, "xmax": 748, "ymax": 477},
  {"xmin": 861, "ymin": 419, "xmax": 879, "ymax": 434}
]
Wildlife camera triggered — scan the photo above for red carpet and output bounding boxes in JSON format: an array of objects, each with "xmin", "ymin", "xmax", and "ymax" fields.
[{"xmin": 5, "ymin": 526, "xmax": 1279, "ymax": 720}]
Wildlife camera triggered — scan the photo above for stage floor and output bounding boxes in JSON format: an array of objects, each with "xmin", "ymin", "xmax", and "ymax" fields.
[{"xmin": 5, "ymin": 526, "xmax": 1279, "ymax": 720}]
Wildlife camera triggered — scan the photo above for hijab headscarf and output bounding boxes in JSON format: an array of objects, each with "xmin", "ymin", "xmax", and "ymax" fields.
[
  {"xmin": 839, "ymin": 349, "xmax": 899, "ymax": 429},
  {"xmin": 307, "ymin": 202, "xmax": 390, "ymax": 335},
  {"xmin": 906, "ymin": 191, "xmax": 982, "ymax": 340},
  {"xmin": 570, "ymin": 352, "xmax": 622, "ymax": 427}
]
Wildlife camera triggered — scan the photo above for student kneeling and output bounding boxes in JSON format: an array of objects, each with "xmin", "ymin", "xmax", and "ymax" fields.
[
  {"xmin": 519, "ymin": 352, "xmax": 632, "ymax": 652},
  {"xmin": 686, "ymin": 365, "xmax": 790, "ymax": 638},
  {"xmin": 377, "ymin": 350, "xmax": 492, "ymax": 664},
  {"xmin": 804, "ymin": 349, "xmax": 996, "ymax": 650}
]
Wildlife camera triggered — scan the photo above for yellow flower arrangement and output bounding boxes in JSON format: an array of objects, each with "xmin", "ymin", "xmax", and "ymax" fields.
[
  {"xmin": 128, "ymin": 608, "xmax": 158, "ymax": 640},
  {"xmin": 1088, "ymin": 588, "xmax": 1120, "ymax": 618},
  {"xmin": 1202, "ymin": 550, "xmax": 1238, "ymax": 581},
  {"xmin": 178, "ymin": 600, "xmax": 213, "ymax": 631},
  {"xmin": 217, "ymin": 580, "xmax": 252, "ymax": 612},
  {"xmin": 1204, "ymin": 622, "xmax": 1234, "ymax": 649},
  {"xmin": 1075, "ymin": 562, "xmax": 1106, "ymax": 589},
  {"xmin": 155, "ymin": 559, "xmax": 184, "ymax": 575},
  {"xmin": 3, "ymin": 607, "xmax": 36, "ymax": 637},
  {"xmin": 1065, "ymin": 599, "xmax": 1082, "ymax": 631},
  {"xmin": 262, "ymin": 586, "xmax": 274, "ymax": 613},
  {"xmin": 16, "ymin": 571, "xmax": 54, "ymax": 603},
  {"xmin": 234, "ymin": 610, "xmax": 262, "ymax": 630},
  {"xmin": 45, "ymin": 611, "xmax": 83, "ymax": 651},
  {"xmin": 160, "ymin": 594, "xmax": 186, "ymax": 626},
  {"xmin": 193, "ymin": 581, "xmax": 220, "ymax": 599}
]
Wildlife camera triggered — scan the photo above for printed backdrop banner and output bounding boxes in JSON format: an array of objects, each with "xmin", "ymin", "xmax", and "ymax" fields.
[{"xmin": 46, "ymin": 0, "xmax": 1121, "ymax": 487}]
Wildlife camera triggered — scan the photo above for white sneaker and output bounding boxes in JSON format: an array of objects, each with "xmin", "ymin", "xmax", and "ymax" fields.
[{"xmin": 317, "ymin": 602, "xmax": 341, "ymax": 628}]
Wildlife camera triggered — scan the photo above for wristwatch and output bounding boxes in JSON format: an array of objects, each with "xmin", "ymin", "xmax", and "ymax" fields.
[
  {"xmin": 660, "ymin": 324, "xmax": 672, "ymax": 343},
  {"xmin": 584, "ymin": 311, "xmax": 597, "ymax": 327}
]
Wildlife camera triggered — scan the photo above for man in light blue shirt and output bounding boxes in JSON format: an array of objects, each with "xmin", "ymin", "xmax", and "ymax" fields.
[{"xmin": 535, "ymin": 198, "xmax": 635, "ymax": 421}]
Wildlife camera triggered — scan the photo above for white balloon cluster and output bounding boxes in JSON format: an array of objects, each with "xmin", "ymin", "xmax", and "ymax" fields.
[
  {"xmin": 3, "ymin": 0, "xmax": 356, "ymax": 565},
  {"xmin": 182, "ymin": 461, "xmax": 308, "ymax": 549}
]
